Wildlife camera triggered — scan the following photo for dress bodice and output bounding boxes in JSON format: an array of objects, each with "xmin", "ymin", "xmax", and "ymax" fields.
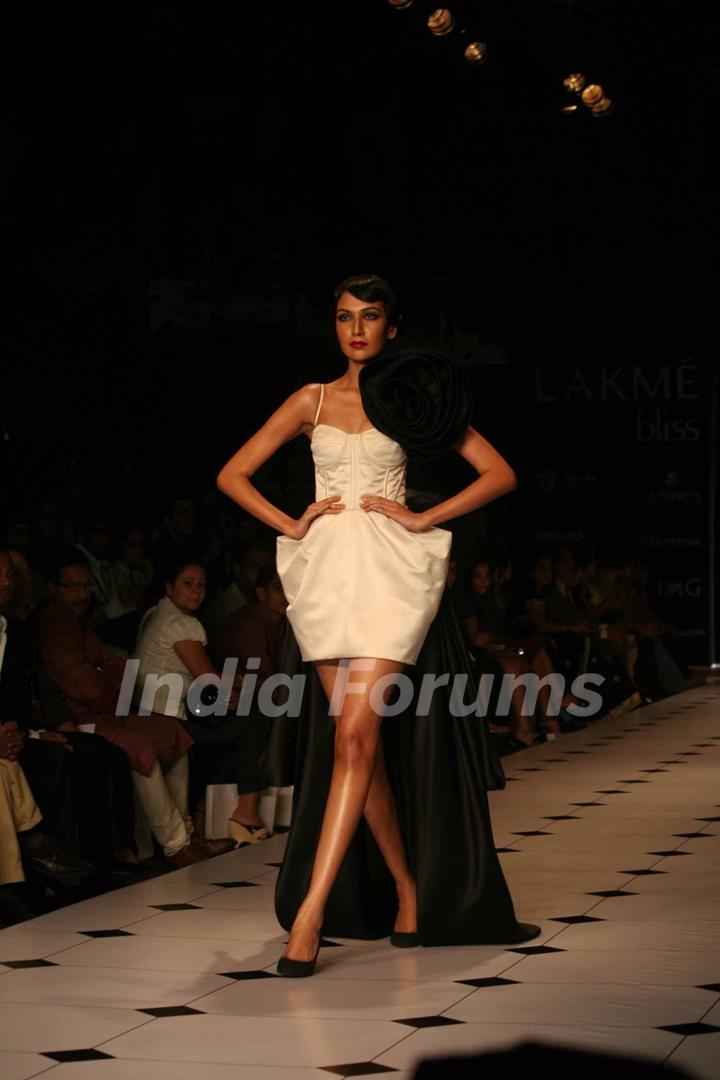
[{"xmin": 311, "ymin": 423, "xmax": 407, "ymax": 509}]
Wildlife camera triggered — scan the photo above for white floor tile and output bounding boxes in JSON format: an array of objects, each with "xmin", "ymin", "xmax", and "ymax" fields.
[
  {"xmin": 591, "ymin": 892, "xmax": 720, "ymax": 920},
  {"xmin": 446, "ymin": 980, "xmax": 710, "ymax": 1027},
  {"xmin": 191, "ymin": 885, "xmax": 276, "ymax": 911},
  {"xmin": 0, "ymin": 965, "xmax": 231, "ymax": 1009},
  {"xmin": 53, "ymin": 934, "xmax": 284, "ymax": 974},
  {"xmin": 43, "ymin": 1063, "xmax": 333, "ymax": 1080},
  {"xmin": 126, "ymin": 908, "xmax": 284, "ymax": 942},
  {"xmin": 0, "ymin": 1051, "xmax": 55, "ymax": 1079},
  {"xmin": 508, "ymin": 948, "xmax": 720, "ymax": 987},
  {"xmin": 100, "ymin": 1014, "xmax": 407, "ymax": 1066},
  {"xmin": 0, "ymin": 1002, "xmax": 150, "ymax": 1051},
  {"xmin": 551, "ymin": 919, "xmax": 720, "ymax": 951},
  {"xmin": 666, "ymin": 1033, "xmax": 720, "ymax": 1080},
  {"xmin": 0, "ymin": 931, "xmax": 87, "ymax": 961},
  {"xmin": 196, "ymin": 972, "xmax": 471, "ymax": 1019},
  {"xmin": 17, "ymin": 906, "xmax": 158, "ymax": 933},
  {"xmin": 375, "ymin": 1021, "xmax": 683, "ymax": 1071},
  {"xmin": 89, "ymin": 880, "xmax": 225, "ymax": 907}
]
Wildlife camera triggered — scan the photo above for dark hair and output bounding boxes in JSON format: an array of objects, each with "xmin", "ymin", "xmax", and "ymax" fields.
[
  {"xmin": 43, "ymin": 545, "xmax": 91, "ymax": 584},
  {"xmin": 163, "ymin": 554, "xmax": 207, "ymax": 587},
  {"xmin": 333, "ymin": 273, "xmax": 399, "ymax": 327},
  {"xmin": 254, "ymin": 561, "xmax": 278, "ymax": 594}
]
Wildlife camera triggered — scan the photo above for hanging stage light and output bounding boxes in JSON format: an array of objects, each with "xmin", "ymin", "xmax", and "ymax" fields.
[
  {"xmin": 591, "ymin": 97, "xmax": 613, "ymax": 117},
  {"xmin": 561, "ymin": 104, "xmax": 579, "ymax": 113},
  {"xmin": 427, "ymin": 9, "xmax": 455, "ymax": 36},
  {"xmin": 563, "ymin": 73, "xmax": 586, "ymax": 94},
  {"xmin": 581, "ymin": 83, "xmax": 604, "ymax": 107},
  {"xmin": 387, "ymin": 0, "xmax": 415, "ymax": 8},
  {"xmin": 464, "ymin": 41, "xmax": 488, "ymax": 64}
]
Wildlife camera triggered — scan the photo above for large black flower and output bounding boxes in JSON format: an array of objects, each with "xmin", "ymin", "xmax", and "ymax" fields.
[{"xmin": 359, "ymin": 348, "xmax": 473, "ymax": 463}]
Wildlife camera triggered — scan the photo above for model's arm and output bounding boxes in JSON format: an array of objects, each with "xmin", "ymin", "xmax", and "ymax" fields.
[
  {"xmin": 217, "ymin": 385, "xmax": 345, "ymax": 539},
  {"xmin": 360, "ymin": 426, "xmax": 516, "ymax": 532}
]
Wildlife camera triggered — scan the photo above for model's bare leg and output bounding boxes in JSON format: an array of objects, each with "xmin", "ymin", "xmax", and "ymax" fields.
[
  {"xmin": 282, "ymin": 658, "xmax": 406, "ymax": 963},
  {"xmin": 315, "ymin": 661, "xmax": 417, "ymax": 933}
]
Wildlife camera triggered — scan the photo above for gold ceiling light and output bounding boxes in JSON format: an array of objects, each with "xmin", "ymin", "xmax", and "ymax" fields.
[
  {"xmin": 427, "ymin": 9, "xmax": 455, "ymax": 36},
  {"xmin": 581, "ymin": 83, "xmax": 604, "ymax": 107},
  {"xmin": 563, "ymin": 73, "xmax": 586, "ymax": 94},
  {"xmin": 561, "ymin": 104, "xmax": 579, "ymax": 113},
  {"xmin": 591, "ymin": 97, "xmax": 613, "ymax": 117},
  {"xmin": 464, "ymin": 41, "xmax": 488, "ymax": 64},
  {"xmin": 387, "ymin": 0, "xmax": 415, "ymax": 8}
]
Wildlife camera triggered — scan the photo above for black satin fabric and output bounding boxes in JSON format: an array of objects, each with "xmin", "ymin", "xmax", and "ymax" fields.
[
  {"xmin": 266, "ymin": 595, "xmax": 535, "ymax": 945},
  {"xmin": 358, "ymin": 348, "xmax": 473, "ymax": 463}
]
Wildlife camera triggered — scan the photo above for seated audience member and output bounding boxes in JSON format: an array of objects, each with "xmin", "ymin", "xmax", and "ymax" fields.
[
  {"xmin": 135, "ymin": 556, "xmax": 270, "ymax": 846},
  {"xmin": 210, "ymin": 560, "xmax": 288, "ymax": 837},
  {"xmin": 460, "ymin": 557, "xmax": 586, "ymax": 745},
  {"xmin": 5, "ymin": 549, "xmax": 35, "ymax": 621},
  {"xmin": 105, "ymin": 528, "xmax": 154, "ymax": 621},
  {"xmin": 30, "ymin": 547, "xmax": 209, "ymax": 868},
  {"xmin": 536, "ymin": 547, "xmax": 594, "ymax": 681},
  {"xmin": 202, "ymin": 541, "xmax": 274, "ymax": 634},
  {"xmin": 150, "ymin": 496, "xmax": 200, "ymax": 571},
  {"xmin": 0, "ymin": 548, "xmax": 137, "ymax": 869},
  {"xmin": 74, "ymin": 513, "xmax": 116, "ymax": 627}
]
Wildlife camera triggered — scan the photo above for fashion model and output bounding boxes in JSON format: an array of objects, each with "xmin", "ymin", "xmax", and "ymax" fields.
[{"xmin": 217, "ymin": 274, "xmax": 540, "ymax": 976}]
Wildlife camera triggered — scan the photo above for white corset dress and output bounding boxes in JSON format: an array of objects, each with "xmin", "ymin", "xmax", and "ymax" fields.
[{"xmin": 276, "ymin": 415, "xmax": 452, "ymax": 664}]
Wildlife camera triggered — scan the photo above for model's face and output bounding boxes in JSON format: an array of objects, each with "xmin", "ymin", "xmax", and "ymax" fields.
[
  {"xmin": 166, "ymin": 565, "xmax": 206, "ymax": 613},
  {"xmin": 335, "ymin": 291, "xmax": 396, "ymax": 363},
  {"xmin": 0, "ymin": 554, "xmax": 14, "ymax": 610},
  {"xmin": 52, "ymin": 564, "xmax": 93, "ymax": 618},
  {"xmin": 471, "ymin": 563, "xmax": 492, "ymax": 594}
]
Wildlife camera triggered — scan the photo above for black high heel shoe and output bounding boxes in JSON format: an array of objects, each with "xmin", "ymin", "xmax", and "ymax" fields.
[
  {"xmin": 390, "ymin": 930, "xmax": 420, "ymax": 948},
  {"xmin": 276, "ymin": 935, "xmax": 321, "ymax": 978}
]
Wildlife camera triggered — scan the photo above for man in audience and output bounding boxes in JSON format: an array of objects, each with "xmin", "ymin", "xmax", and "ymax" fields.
[
  {"xmin": 0, "ymin": 548, "xmax": 138, "ymax": 869},
  {"xmin": 203, "ymin": 541, "xmax": 274, "ymax": 633},
  {"xmin": 30, "ymin": 546, "xmax": 211, "ymax": 867}
]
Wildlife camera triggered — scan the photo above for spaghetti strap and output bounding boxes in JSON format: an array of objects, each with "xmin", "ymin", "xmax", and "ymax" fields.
[{"xmin": 313, "ymin": 384, "xmax": 325, "ymax": 427}]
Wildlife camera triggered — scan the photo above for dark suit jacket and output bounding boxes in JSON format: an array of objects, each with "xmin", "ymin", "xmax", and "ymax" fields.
[{"xmin": 0, "ymin": 617, "xmax": 74, "ymax": 732}]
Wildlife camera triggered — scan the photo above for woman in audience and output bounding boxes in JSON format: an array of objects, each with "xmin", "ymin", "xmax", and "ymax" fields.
[{"xmin": 134, "ymin": 555, "xmax": 272, "ymax": 846}]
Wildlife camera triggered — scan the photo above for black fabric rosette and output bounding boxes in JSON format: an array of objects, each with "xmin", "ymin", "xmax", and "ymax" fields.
[{"xmin": 359, "ymin": 348, "xmax": 473, "ymax": 463}]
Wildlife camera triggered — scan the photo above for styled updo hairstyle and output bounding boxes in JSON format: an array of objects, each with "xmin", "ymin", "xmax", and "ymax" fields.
[{"xmin": 333, "ymin": 273, "xmax": 399, "ymax": 328}]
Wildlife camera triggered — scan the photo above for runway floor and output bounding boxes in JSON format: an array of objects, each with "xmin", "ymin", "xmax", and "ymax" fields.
[{"xmin": 0, "ymin": 683, "xmax": 719, "ymax": 1080}]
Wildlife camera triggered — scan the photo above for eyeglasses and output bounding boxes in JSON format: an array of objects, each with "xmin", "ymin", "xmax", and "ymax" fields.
[{"xmin": 58, "ymin": 580, "xmax": 92, "ymax": 592}]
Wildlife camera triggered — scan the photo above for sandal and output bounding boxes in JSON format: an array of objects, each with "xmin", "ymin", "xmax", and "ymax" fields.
[{"xmin": 227, "ymin": 819, "xmax": 273, "ymax": 847}]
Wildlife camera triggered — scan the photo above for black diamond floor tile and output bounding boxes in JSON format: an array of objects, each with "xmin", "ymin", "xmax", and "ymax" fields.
[
  {"xmin": 678, "ymin": 752, "xmax": 701, "ymax": 756},
  {"xmin": 588, "ymin": 890, "xmax": 637, "ymax": 898},
  {"xmin": 2, "ymin": 958, "xmax": 57, "ymax": 969},
  {"xmin": 551, "ymin": 915, "xmax": 604, "ymax": 924},
  {"xmin": 544, "ymin": 815, "xmax": 581, "ymax": 821},
  {"xmin": 658, "ymin": 1023, "xmax": 720, "ymax": 1036},
  {"xmin": 659, "ymin": 761, "xmax": 685, "ymax": 765},
  {"xmin": 495, "ymin": 847, "xmax": 521, "ymax": 853},
  {"xmin": 507, "ymin": 945, "xmax": 565, "ymax": 955},
  {"xmin": 641, "ymin": 769, "xmax": 669, "ymax": 773},
  {"xmin": 618, "ymin": 779, "xmax": 650, "ymax": 784},
  {"xmin": 80, "ymin": 929, "xmax": 134, "ymax": 938},
  {"xmin": 456, "ymin": 977, "xmax": 520, "ymax": 988},
  {"xmin": 697, "ymin": 817, "xmax": 720, "ymax": 823},
  {"xmin": 152, "ymin": 903, "xmax": 201, "ymax": 911},
  {"xmin": 673, "ymin": 833, "xmax": 715, "ymax": 839},
  {"xmin": 648, "ymin": 851, "xmax": 691, "ymax": 857},
  {"xmin": 595, "ymin": 790, "xmax": 629, "ymax": 795},
  {"xmin": 571, "ymin": 802, "xmax": 607, "ymax": 807},
  {"xmin": 321, "ymin": 1063, "xmax": 398, "ymax": 1076},
  {"xmin": 697, "ymin": 983, "xmax": 720, "ymax": 993},
  {"xmin": 43, "ymin": 1049, "xmax": 115, "ymax": 1063},
  {"xmin": 622, "ymin": 868, "xmax": 666, "ymax": 875},
  {"xmin": 513, "ymin": 831, "xmax": 554, "ymax": 837},
  {"xmin": 265, "ymin": 862, "xmax": 283, "ymax": 867},
  {"xmin": 217, "ymin": 969, "xmax": 278, "ymax": 980},
  {"xmin": 212, "ymin": 881, "xmax": 261, "ymax": 888},
  {"xmin": 139, "ymin": 1005, "xmax": 203, "ymax": 1017},
  {"xmin": 394, "ymin": 1015, "xmax": 465, "ymax": 1028}
]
